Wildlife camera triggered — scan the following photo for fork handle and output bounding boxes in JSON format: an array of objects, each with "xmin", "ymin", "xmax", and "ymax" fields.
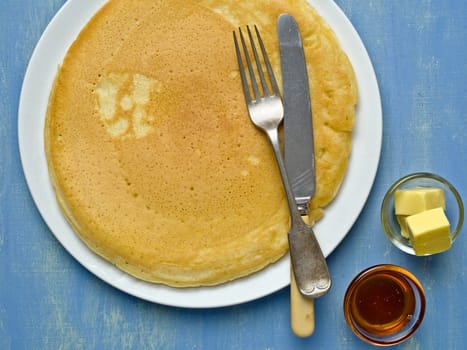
[
  {"xmin": 265, "ymin": 128, "xmax": 304, "ymax": 225},
  {"xmin": 288, "ymin": 221, "xmax": 331, "ymax": 297},
  {"xmin": 266, "ymin": 128, "xmax": 331, "ymax": 298}
]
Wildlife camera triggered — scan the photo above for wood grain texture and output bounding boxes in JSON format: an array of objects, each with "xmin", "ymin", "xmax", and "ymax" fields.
[{"xmin": 1, "ymin": 0, "xmax": 466, "ymax": 349}]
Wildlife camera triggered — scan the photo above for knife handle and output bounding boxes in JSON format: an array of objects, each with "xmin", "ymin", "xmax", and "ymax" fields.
[
  {"xmin": 290, "ymin": 215, "xmax": 315, "ymax": 337},
  {"xmin": 291, "ymin": 266, "xmax": 315, "ymax": 337}
]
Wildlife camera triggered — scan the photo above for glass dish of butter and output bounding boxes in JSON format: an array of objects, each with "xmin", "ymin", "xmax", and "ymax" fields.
[{"xmin": 381, "ymin": 172, "xmax": 464, "ymax": 255}]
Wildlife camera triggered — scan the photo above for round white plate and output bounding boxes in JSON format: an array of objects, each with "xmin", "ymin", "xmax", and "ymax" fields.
[{"xmin": 18, "ymin": 0, "xmax": 382, "ymax": 308}]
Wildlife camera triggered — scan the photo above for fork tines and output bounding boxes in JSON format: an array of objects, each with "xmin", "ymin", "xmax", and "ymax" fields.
[{"xmin": 233, "ymin": 25, "xmax": 280, "ymax": 103}]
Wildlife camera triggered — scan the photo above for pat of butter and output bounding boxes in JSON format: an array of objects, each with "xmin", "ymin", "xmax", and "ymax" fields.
[
  {"xmin": 396, "ymin": 215, "xmax": 410, "ymax": 238},
  {"xmin": 406, "ymin": 207, "xmax": 451, "ymax": 255},
  {"xmin": 394, "ymin": 187, "xmax": 445, "ymax": 216}
]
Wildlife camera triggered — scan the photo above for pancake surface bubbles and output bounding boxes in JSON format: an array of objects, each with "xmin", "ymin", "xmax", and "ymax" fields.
[{"xmin": 45, "ymin": 0, "xmax": 357, "ymax": 286}]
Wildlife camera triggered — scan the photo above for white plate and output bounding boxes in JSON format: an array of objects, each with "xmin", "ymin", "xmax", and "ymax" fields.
[{"xmin": 18, "ymin": 0, "xmax": 382, "ymax": 308}]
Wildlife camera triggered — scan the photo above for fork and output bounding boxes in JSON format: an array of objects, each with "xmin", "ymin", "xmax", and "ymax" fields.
[{"xmin": 233, "ymin": 25, "xmax": 331, "ymax": 298}]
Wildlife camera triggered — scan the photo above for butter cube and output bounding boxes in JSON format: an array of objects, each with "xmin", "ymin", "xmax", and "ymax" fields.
[
  {"xmin": 396, "ymin": 215, "xmax": 410, "ymax": 238},
  {"xmin": 406, "ymin": 207, "xmax": 451, "ymax": 255},
  {"xmin": 394, "ymin": 187, "xmax": 445, "ymax": 215}
]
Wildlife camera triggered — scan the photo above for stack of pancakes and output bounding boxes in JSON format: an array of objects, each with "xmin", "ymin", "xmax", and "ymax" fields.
[{"xmin": 45, "ymin": 0, "xmax": 357, "ymax": 286}]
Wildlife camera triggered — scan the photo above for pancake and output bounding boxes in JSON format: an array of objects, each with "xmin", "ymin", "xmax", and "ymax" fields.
[{"xmin": 45, "ymin": 0, "xmax": 357, "ymax": 287}]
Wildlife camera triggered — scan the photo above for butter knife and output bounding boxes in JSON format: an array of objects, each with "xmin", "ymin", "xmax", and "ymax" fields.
[{"xmin": 279, "ymin": 13, "xmax": 331, "ymax": 336}]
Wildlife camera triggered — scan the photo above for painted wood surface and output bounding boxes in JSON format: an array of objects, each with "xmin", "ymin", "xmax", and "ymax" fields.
[{"xmin": 1, "ymin": 0, "xmax": 466, "ymax": 349}]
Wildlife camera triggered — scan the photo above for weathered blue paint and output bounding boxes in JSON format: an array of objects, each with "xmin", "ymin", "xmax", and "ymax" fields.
[{"xmin": 1, "ymin": 1, "xmax": 466, "ymax": 349}]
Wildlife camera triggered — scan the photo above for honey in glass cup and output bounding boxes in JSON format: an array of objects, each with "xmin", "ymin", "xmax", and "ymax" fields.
[{"xmin": 343, "ymin": 264, "xmax": 425, "ymax": 346}]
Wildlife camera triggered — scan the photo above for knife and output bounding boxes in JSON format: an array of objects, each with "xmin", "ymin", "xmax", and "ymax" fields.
[
  {"xmin": 279, "ymin": 15, "xmax": 315, "ymax": 210},
  {"xmin": 278, "ymin": 13, "xmax": 329, "ymax": 337}
]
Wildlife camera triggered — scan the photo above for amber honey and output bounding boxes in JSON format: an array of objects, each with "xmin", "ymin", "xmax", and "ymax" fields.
[
  {"xmin": 344, "ymin": 264, "xmax": 425, "ymax": 346},
  {"xmin": 349, "ymin": 272, "xmax": 415, "ymax": 335}
]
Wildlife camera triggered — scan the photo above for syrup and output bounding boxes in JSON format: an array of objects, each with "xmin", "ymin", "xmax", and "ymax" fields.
[{"xmin": 349, "ymin": 272, "xmax": 416, "ymax": 336}]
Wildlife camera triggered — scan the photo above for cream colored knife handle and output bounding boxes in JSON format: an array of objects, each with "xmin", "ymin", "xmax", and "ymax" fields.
[
  {"xmin": 291, "ymin": 266, "xmax": 315, "ymax": 337},
  {"xmin": 290, "ymin": 215, "xmax": 315, "ymax": 337}
]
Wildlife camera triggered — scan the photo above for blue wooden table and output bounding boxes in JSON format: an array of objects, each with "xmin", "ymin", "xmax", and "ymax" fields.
[{"xmin": 1, "ymin": 1, "xmax": 466, "ymax": 349}]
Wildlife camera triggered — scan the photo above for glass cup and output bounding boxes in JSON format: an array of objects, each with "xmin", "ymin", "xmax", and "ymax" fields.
[
  {"xmin": 381, "ymin": 172, "xmax": 463, "ymax": 255},
  {"xmin": 343, "ymin": 264, "xmax": 426, "ymax": 346}
]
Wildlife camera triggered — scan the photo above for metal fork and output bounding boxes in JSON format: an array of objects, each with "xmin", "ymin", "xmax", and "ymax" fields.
[{"xmin": 233, "ymin": 26, "xmax": 331, "ymax": 298}]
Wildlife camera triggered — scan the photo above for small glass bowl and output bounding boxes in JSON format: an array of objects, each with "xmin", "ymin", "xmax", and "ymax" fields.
[
  {"xmin": 381, "ymin": 172, "xmax": 464, "ymax": 255},
  {"xmin": 343, "ymin": 264, "xmax": 426, "ymax": 346}
]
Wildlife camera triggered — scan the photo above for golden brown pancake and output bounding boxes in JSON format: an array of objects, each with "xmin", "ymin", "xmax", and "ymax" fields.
[{"xmin": 45, "ymin": 0, "xmax": 357, "ymax": 286}]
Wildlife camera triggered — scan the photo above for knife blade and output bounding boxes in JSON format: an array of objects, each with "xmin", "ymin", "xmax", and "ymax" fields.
[
  {"xmin": 278, "ymin": 13, "xmax": 322, "ymax": 337},
  {"xmin": 279, "ymin": 14, "xmax": 315, "ymax": 213}
]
